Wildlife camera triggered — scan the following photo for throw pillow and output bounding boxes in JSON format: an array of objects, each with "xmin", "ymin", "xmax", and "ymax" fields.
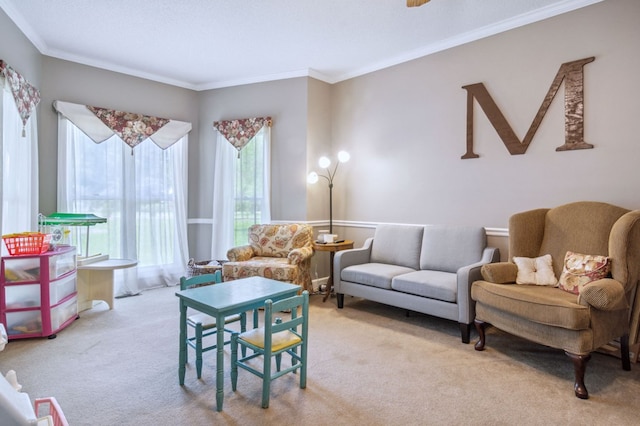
[
  {"xmin": 513, "ymin": 254, "xmax": 558, "ymax": 286},
  {"xmin": 558, "ymin": 251, "xmax": 611, "ymax": 295}
]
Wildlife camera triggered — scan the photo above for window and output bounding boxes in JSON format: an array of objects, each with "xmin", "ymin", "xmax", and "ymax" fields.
[
  {"xmin": 233, "ymin": 128, "xmax": 269, "ymax": 245},
  {"xmin": 57, "ymin": 117, "xmax": 189, "ymax": 295},
  {"xmin": 211, "ymin": 121, "xmax": 271, "ymax": 259}
]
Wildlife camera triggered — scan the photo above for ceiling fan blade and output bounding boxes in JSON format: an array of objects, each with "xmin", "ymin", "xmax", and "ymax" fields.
[{"xmin": 407, "ymin": 0, "xmax": 430, "ymax": 7}]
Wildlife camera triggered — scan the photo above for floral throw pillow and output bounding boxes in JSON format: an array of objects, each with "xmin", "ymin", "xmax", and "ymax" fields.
[
  {"xmin": 557, "ymin": 251, "xmax": 611, "ymax": 295},
  {"xmin": 513, "ymin": 254, "xmax": 558, "ymax": 286}
]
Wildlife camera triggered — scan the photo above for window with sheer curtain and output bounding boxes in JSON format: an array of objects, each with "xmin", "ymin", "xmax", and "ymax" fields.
[
  {"xmin": 212, "ymin": 122, "xmax": 271, "ymax": 259},
  {"xmin": 57, "ymin": 118, "xmax": 189, "ymax": 296},
  {"xmin": 0, "ymin": 75, "xmax": 39, "ymax": 252}
]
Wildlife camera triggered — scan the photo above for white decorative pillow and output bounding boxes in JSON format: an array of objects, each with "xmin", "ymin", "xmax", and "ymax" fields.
[{"xmin": 513, "ymin": 254, "xmax": 558, "ymax": 286}]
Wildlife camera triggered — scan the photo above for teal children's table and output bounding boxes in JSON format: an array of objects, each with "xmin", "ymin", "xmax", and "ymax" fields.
[{"xmin": 175, "ymin": 276, "xmax": 300, "ymax": 411}]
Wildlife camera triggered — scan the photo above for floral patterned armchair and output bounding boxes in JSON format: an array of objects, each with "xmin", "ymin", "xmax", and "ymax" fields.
[{"xmin": 222, "ymin": 223, "xmax": 315, "ymax": 291}]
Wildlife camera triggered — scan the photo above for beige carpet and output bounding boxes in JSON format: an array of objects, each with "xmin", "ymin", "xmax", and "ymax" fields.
[{"xmin": 1, "ymin": 285, "xmax": 639, "ymax": 425}]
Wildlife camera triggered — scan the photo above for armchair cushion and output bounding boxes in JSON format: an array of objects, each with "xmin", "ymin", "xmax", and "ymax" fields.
[
  {"xmin": 223, "ymin": 257, "xmax": 298, "ymax": 282},
  {"xmin": 558, "ymin": 251, "xmax": 611, "ymax": 295},
  {"xmin": 472, "ymin": 281, "xmax": 591, "ymax": 330}
]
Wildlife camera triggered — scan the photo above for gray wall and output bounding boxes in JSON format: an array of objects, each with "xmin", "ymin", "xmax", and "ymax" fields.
[
  {"xmin": 0, "ymin": 8, "xmax": 41, "ymax": 87},
  {"xmin": 331, "ymin": 0, "xmax": 640, "ymax": 233}
]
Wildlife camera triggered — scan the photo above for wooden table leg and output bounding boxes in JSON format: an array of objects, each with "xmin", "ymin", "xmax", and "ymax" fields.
[
  {"xmin": 215, "ymin": 316, "xmax": 225, "ymax": 411},
  {"xmin": 178, "ymin": 302, "xmax": 187, "ymax": 385}
]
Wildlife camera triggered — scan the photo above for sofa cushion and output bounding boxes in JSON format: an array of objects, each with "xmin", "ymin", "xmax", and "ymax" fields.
[
  {"xmin": 420, "ymin": 225, "xmax": 486, "ymax": 273},
  {"xmin": 392, "ymin": 270, "xmax": 457, "ymax": 302},
  {"xmin": 370, "ymin": 224, "xmax": 423, "ymax": 270},
  {"xmin": 341, "ymin": 263, "xmax": 416, "ymax": 290},
  {"xmin": 472, "ymin": 280, "xmax": 590, "ymax": 330}
]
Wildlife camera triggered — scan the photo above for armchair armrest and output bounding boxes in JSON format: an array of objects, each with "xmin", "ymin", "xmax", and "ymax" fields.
[
  {"xmin": 578, "ymin": 278, "xmax": 629, "ymax": 311},
  {"xmin": 226, "ymin": 245, "xmax": 255, "ymax": 262},
  {"xmin": 480, "ymin": 262, "xmax": 517, "ymax": 284},
  {"xmin": 288, "ymin": 246, "xmax": 314, "ymax": 265}
]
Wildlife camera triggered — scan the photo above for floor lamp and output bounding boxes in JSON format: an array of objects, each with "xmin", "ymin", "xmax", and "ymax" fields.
[{"xmin": 307, "ymin": 151, "xmax": 350, "ymax": 234}]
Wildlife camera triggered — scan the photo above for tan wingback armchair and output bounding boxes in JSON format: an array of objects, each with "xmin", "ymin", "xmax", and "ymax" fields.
[
  {"xmin": 222, "ymin": 223, "xmax": 314, "ymax": 291},
  {"xmin": 471, "ymin": 201, "xmax": 640, "ymax": 399}
]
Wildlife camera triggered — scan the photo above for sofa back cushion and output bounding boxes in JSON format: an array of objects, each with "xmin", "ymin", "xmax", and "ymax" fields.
[
  {"xmin": 420, "ymin": 225, "xmax": 487, "ymax": 273},
  {"xmin": 370, "ymin": 224, "xmax": 423, "ymax": 270},
  {"xmin": 248, "ymin": 223, "xmax": 313, "ymax": 258}
]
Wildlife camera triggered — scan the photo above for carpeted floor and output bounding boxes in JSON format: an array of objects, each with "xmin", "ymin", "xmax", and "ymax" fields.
[{"xmin": 1, "ymin": 285, "xmax": 639, "ymax": 425}]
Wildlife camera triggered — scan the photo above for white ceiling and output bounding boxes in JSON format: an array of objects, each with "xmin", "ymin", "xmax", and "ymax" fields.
[{"xmin": 0, "ymin": 0, "xmax": 600, "ymax": 91}]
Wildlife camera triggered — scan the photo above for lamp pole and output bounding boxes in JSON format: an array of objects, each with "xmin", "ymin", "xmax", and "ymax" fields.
[{"xmin": 308, "ymin": 151, "xmax": 350, "ymax": 236}]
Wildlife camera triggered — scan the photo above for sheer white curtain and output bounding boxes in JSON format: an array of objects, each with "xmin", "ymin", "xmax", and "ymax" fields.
[
  {"xmin": 211, "ymin": 131, "xmax": 237, "ymax": 260},
  {"xmin": 58, "ymin": 118, "xmax": 189, "ymax": 295},
  {"xmin": 0, "ymin": 78, "xmax": 38, "ymax": 253},
  {"xmin": 211, "ymin": 126, "xmax": 271, "ymax": 259}
]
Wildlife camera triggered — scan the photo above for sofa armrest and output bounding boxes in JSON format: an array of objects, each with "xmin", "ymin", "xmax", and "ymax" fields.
[
  {"xmin": 226, "ymin": 245, "xmax": 255, "ymax": 262},
  {"xmin": 288, "ymin": 245, "xmax": 314, "ymax": 265},
  {"xmin": 480, "ymin": 262, "xmax": 517, "ymax": 284},
  {"xmin": 456, "ymin": 247, "xmax": 500, "ymax": 323},
  {"xmin": 577, "ymin": 278, "xmax": 629, "ymax": 311},
  {"xmin": 333, "ymin": 238, "xmax": 374, "ymax": 288}
]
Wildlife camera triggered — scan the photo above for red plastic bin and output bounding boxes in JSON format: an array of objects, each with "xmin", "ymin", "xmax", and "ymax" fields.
[{"xmin": 2, "ymin": 232, "xmax": 52, "ymax": 256}]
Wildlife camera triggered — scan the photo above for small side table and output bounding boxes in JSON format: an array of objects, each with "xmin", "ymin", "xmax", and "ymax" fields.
[
  {"xmin": 77, "ymin": 259, "xmax": 138, "ymax": 311},
  {"xmin": 313, "ymin": 240, "xmax": 354, "ymax": 302}
]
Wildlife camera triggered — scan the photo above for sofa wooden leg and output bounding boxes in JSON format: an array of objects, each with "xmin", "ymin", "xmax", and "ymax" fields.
[
  {"xmin": 460, "ymin": 323, "xmax": 471, "ymax": 344},
  {"xmin": 337, "ymin": 293, "xmax": 344, "ymax": 308},
  {"xmin": 566, "ymin": 352, "xmax": 591, "ymax": 399},
  {"xmin": 474, "ymin": 320, "xmax": 486, "ymax": 351},
  {"xmin": 621, "ymin": 333, "xmax": 631, "ymax": 371}
]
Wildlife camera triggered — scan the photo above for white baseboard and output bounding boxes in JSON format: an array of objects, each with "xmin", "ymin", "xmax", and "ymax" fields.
[{"xmin": 312, "ymin": 277, "xmax": 328, "ymax": 293}]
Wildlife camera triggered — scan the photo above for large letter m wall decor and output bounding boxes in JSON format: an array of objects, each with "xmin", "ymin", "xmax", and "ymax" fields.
[{"xmin": 461, "ymin": 57, "xmax": 595, "ymax": 159}]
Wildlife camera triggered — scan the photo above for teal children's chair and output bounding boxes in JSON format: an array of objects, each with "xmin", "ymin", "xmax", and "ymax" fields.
[
  {"xmin": 180, "ymin": 272, "xmax": 246, "ymax": 379},
  {"xmin": 231, "ymin": 290, "xmax": 309, "ymax": 408}
]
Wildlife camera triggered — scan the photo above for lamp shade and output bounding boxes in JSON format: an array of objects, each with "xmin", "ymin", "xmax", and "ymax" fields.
[
  {"xmin": 338, "ymin": 151, "xmax": 350, "ymax": 163},
  {"xmin": 307, "ymin": 172, "xmax": 319, "ymax": 184}
]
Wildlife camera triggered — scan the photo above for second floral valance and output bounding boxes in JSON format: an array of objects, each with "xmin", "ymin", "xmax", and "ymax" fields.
[
  {"xmin": 213, "ymin": 117, "xmax": 272, "ymax": 154},
  {"xmin": 0, "ymin": 59, "xmax": 41, "ymax": 136},
  {"xmin": 53, "ymin": 100, "xmax": 192, "ymax": 150}
]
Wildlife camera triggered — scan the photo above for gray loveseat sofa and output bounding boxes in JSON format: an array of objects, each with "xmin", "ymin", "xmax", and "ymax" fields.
[{"xmin": 335, "ymin": 224, "xmax": 499, "ymax": 343}]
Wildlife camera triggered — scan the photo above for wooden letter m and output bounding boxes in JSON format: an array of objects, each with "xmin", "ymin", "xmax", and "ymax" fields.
[{"xmin": 461, "ymin": 57, "xmax": 595, "ymax": 159}]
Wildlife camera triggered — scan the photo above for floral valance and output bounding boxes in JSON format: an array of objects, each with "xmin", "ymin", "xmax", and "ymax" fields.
[
  {"xmin": 53, "ymin": 100, "xmax": 192, "ymax": 150},
  {"xmin": 0, "ymin": 60, "xmax": 41, "ymax": 136},
  {"xmin": 213, "ymin": 117, "xmax": 272, "ymax": 154}
]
